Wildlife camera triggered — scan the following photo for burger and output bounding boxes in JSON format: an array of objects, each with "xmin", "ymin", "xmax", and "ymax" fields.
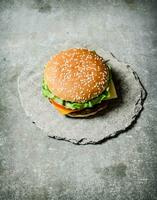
[{"xmin": 42, "ymin": 48, "xmax": 117, "ymax": 117}]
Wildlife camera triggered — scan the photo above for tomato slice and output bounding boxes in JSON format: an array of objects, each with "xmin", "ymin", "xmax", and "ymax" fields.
[
  {"xmin": 49, "ymin": 99, "xmax": 78, "ymax": 115},
  {"xmin": 49, "ymin": 99, "xmax": 66, "ymax": 109}
]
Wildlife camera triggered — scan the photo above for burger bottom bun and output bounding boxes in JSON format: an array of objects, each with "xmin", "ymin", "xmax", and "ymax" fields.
[{"xmin": 66, "ymin": 101, "xmax": 108, "ymax": 118}]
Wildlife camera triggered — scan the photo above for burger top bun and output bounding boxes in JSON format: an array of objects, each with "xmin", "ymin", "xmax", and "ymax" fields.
[{"xmin": 44, "ymin": 48, "xmax": 109, "ymax": 103}]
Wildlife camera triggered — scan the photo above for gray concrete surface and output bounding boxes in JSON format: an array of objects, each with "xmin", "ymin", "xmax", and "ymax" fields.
[{"xmin": 0, "ymin": 0, "xmax": 157, "ymax": 199}]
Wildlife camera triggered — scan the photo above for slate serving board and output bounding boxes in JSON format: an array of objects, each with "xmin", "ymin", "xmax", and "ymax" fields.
[{"xmin": 18, "ymin": 49, "xmax": 146, "ymax": 145}]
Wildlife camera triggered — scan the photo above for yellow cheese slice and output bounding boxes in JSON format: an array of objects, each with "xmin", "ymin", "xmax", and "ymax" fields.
[{"xmin": 106, "ymin": 79, "xmax": 117, "ymax": 100}]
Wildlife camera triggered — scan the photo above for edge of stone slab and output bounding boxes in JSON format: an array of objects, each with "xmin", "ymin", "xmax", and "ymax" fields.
[{"xmin": 48, "ymin": 52, "xmax": 147, "ymax": 145}]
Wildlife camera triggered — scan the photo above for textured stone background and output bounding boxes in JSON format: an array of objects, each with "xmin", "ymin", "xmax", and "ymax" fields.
[{"xmin": 0, "ymin": 0, "xmax": 157, "ymax": 199}]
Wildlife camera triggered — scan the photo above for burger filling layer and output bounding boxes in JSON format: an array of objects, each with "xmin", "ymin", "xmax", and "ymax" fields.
[{"xmin": 42, "ymin": 76, "xmax": 117, "ymax": 110}]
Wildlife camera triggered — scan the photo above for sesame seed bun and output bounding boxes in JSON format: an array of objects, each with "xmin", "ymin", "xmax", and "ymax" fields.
[{"xmin": 44, "ymin": 48, "xmax": 109, "ymax": 102}]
